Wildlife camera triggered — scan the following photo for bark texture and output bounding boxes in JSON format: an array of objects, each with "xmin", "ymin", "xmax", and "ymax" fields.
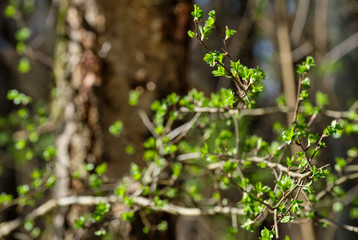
[
  {"xmin": 52, "ymin": 0, "xmax": 192, "ymax": 238},
  {"xmin": 53, "ymin": 0, "xmax": 105, "ymax": 238},
  {"xmin": 97, "ymin": 0, "xmax": 192, "ymax": 177}
]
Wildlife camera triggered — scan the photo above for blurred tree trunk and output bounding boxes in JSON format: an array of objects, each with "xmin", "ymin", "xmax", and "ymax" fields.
[
  {"xmin": 52, "ymin": 0, "xmax": 192, "ymax": 238},
  {"xmin": 97, "ymin": 0, "xmax": 192, "ymax": 178}
]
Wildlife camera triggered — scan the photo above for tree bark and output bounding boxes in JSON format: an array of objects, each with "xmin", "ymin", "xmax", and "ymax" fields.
[
  {"xmin": 97, "ymin": 0, "xmax": 192, "ymax": 178},
  {"xmin": 52, "ymin": 0, "xmax": 192, "ymax": 238}
]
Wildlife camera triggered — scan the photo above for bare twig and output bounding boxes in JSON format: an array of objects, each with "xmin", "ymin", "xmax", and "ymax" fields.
[
  {"xmin": 324, "ymin": 32, "xmax": 358, "ymax": 63},
  {"xmin": 316, "ymin": 172, "xmax": 358, "ymax": 201},
  {"xmin": 274, "ymin": 209, "xmax": 279, "ymax": 239},
  {"xmin": 0, "ymin": 195, "xmax": 244, "ymax": 238},
  {"xmin": 316, "ymin": 212, "xmax": 358, "ymax": 233},
  {"xmin": 169, "ymin": 112, "xmax": 201, "ymax": 143},
  {"xmin": 290, "ymin": 0, "xmax": 310, "ymax": 46},
  {"xmin": 138, "ymin": 110, "xmax": 158, "ymax": 138}
]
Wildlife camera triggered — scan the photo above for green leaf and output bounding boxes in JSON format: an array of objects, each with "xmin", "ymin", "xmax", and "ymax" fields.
[
  {"xmin": 212, "ymin": 65, "xmax": 226, "ymax": 77},
  {"xmin": 259, "ymin": 227, "xmax": 274, "ymax": 240},
  {"xmin": 225, "ymin": 26, "xmax": 237, "ymax": 39},
  {"xmin": 43, "ymin": 145, "xmax": 57, "ymax": 161},
  {"xmin": 125, "ymin": 144, "xmax": 136, "ymax": 155},
  {"xmin": 188, "ymin": 30, "xmax": 195, "ymax": 38},
  {"xmin": 315, "ymin": 91, "xmax": 328, "ymax": 108},
  {"xmin": 4, "ymin": 5, "xmax": 17, "ymax": 18},
  {"xmin": 297, "ymin": 56, "xmax": 315, "ymax": 74},
  {"xmin": 281, "ymin": 126, "xmax": 297, "ymax": 144},
  {"xmin": 95, "ymin": 162, "xmax": 107, "ymax": 175},
  {"xmin": 281, "ymin": 215, "xmax": 293, "ymax": 223},
  {"xmin": 334, "ymin": 157, "xmax": 346, "ymax": 171},
  {"xmin": 94, "ymin": 229, "xmax": 107, "ymax": 236},
  {"xmin": 302, "ymin": 77, "xmax": 311, "ymax": 89},
  {"xmin": 122, "ymin": 211, "xmax": 135, "ymax": 222},
  {"xmin": 143, "ymin": 137, "xmax": 156, "ymax": 149},
  {"xmin": 203, "ymin": 51, "xmax": 224, "ymax": 67},
  {"xmin": 223, "ymin": 160, "xmax": 238, "ymax": 174},
  {"xmin": 130, "ymin": 163, "xmax": 141, "ymax": 181},
  {"xmin": 191, "ymin": 4, "xmax": 204, "ymax": 21},
  {"xmin": 276, "ymin": 175, "xmax": 294, "ymax": 192},
  {"xmin": 158, "ymin": 220, "xmax": 168, "ymax": 231},
  {"xmin": 18, "ymin": 57, "xmax": 31, "ymax": 73},
  {"xmin": 92, "ymin": 202, "xmax": 111, "ymax": 222},
  {"xmin": 300, "ymin": 90, "xmax": 309, "ymax": 100},
  {"xmin": 128, "ymin": 90, "xmax": 141, "ymax": 106},
  {"xmin": 333, "ymin": 202, "xmax": 344, "ymax": 213},
  {"xmin": 24, "ymin": 219, "xmax": 34, "ymax": 231},
  {"xmin": 89, "ymin": 174, "xmax": 103, "ymax": 188},
  {"xmin": 30, "ymin": 227, "xmax": 41, "ymax": 238},
  {"xmin": 15, "ymin": 28, "xmax": 32, "ymax": 41},
  {"xmin": 74, "ymin": 215, "xmax": 89, "ymax": 229},
  {"xmin": 171, "ymin": 162, "xmax": 182, "ymax": 179},
  {"xmin": 17, "ymin": 184, "xmax": 30, "ymax": 196},
  {"xmin": 109, "ymin": 120, "xmax": 123, "ymax": 137},
  {"xmin": 46, "ymin": 175, "xmax": 56, "ymax": 188}
]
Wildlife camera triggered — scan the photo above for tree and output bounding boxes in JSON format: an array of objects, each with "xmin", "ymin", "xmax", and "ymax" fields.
[{"xmin": 1, "ymin": 2, "xmax": 358, "ymax": 240}]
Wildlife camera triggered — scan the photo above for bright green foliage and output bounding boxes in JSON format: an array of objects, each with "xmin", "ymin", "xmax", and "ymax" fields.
[
  {"xmin": 316, "ymin": 91, "xmax": 329, "ymax": 108},
  {"xmin": 95, "ymin": 162, "xmax": 107, "ymax": 176},
  {"xmin": 1, "ymin": 4, "xmax": 357, "ymax": 240},
  {"xmin": 281, "ymin": 215, "xmax": 293, "ymax": 223},
  {"xmin": 128, "ymin": 90, "xmax": 141, "ymax": 106},
  {"xmin": 276, "ymin": 175, "xmax": 294, "ymax": 192},
  {"xmin": 92, "ymin": 202, "xmax": 111, "ymax": 222},
  {"xmin": 259, "ymin": 227, "xmax": 274, "ymax": 240},
  {"xmin": 109, "ymin": 120, "xmax": 123, "ymax": 136},
  {"xmin": 0, "ymin": 193, "xmax": 13, "ymax": 205},
  {"xmin": 157, "ymin": 220, "xmax": 168, "ymax": 231},
  {"xmin": 204, "ymin": 51, "xmax": 224, "ymax": 67},
  {"xmin": 188, "ymin": 30, "xmax": 195, "ymax": 38},
  {"xmin": 125, "ymin": 144, "xmax": 136, "ymax": 155},
  {"xmin": 281, "ymin": 126, "xmax": 297, "ymax": 144},
  {"xmin": 15, "ymin": 28, "xmax": 31, "ymax": 41},
  {"xmin": 297, "ymin": 56, "xmax": 315, "ymax": 74},
  {"xmin": 18, "ymin": 57, "xmax": 31, "ymax": 73},
  {"xmin": 324, "ymin": 120, "xmax": 342, "ymax": 136},
  {"xmin": 130, "ymin": 163, "xmax": 141, "ymax": 180},
  {"xmin": 302, "ymin": 77, "xmax": 311, "ymax": 89},
  {"xmin": 7, "ymin": 89, "xmax": 32, "ymax": 105},
  {"xmin": 191, "ymin": 4, "xmax": 204, "ymax": 22},
  {"xmin": 42, "ymin": 145, "xmax": 57, "ymax": 161},
  {"xmin": 225, "ymin": 26, "xmax": 237, "ymax": 39},
  {"xmin": 4, "ymin": 4, "xmax": 17, "ymax": 17},
  {"xmin": 94, "ymin": 229, "xmax": 107, "ymax": 236},
  {"xmin": 74, "ymin": 215, "xmax": 90, "ymax": 229}
]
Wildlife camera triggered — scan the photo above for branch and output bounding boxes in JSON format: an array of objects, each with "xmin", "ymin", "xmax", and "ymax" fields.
[
  {"xmin": 316, "ymin": 212, "xmax": 358, "ymax": 233},
  {"xmin": 324, "ymin": 32, "xmax": 358, "ymax": 63},
  {"xmin": 0, "ymin": 195, "xmax": 244, "ymax": 238},
  {"xmin": 290, "ymin": 0, "xmax": 310, "ymax": 46},
  {"xmin": 316, "ymin": 172, "xmax": 358, "ymax": 201},
  {"xmin": 179, "ymin": 105, "xmax": 358, "ymax": 120},
  {"xmin": 208, "ymin": 156, "xmax": 312, "ymax": 179}
]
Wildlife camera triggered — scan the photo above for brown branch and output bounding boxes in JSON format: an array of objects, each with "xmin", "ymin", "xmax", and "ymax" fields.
[
  {"xmin": 316, "ymin": 172, "xmax": 358, "ymax": 201},
  {"xmin": 208, "ymin": 156, "xmax": 312, "ymax": 179},
  {"xmin": 316, "ymin": 212, "xmax": 358, "ymax": 233},
  {"xmin": 290, "ymin": 0, "xmax": 310, "ymax": 46},
  {"xmin": 0, "ymin": 195, "xmax": 244, "ymax": 238}
]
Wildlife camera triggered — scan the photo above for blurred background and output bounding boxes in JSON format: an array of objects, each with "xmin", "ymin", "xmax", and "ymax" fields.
[{"xmin": 0, "ymin": 0, "xmax": 357, "ymax": 239}]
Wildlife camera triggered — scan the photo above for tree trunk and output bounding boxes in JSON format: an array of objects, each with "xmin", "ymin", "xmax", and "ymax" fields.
[
  {"xmin": 52, "ymin": 0, "xmax": 192, "ymax": 238},
  {"xmin": 97, "ymin": 0, "xmax": 192, "ymax": 178}
]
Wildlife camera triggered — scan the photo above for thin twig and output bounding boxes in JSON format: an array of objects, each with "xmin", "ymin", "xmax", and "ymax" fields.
[
  {"xmin": 274, "ymin": 209, "xmax": 279, "ymax": 240},
  {"xmin": 138, "ymin": 110, "xmax": 158, "ymax": 138},
  {"xmin": 0, "ymin": 195, "xmax": 245, "ymax": 238}
]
